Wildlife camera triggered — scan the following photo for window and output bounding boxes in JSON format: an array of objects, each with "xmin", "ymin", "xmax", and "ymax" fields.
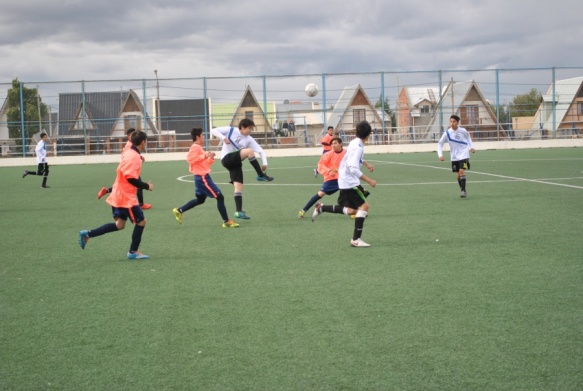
[
  {"xmin": 461, "ymin": 105, "xmax": 479, "ymax": 125},
  {"xmin": 353, "ymin": 109, "xmax": 366, "ymax": 127},
  {"xmin": 578, "ymin": 102, "xmax": 583, "ymax": 115},
  {"xmin": 245, "ymin": 111, "xmax": 254, "ymax": 121},
  {"xmin": 420, "ymin": 105, "xmax": 430, "ymax": 114},
  {"xmin": 124, "ymin": 115, "xmax": 141, "ymax": 131}
]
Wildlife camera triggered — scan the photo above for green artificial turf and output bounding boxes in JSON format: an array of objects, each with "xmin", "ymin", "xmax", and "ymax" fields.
[{"xmin": 0, "ymin": 148, "xmax": 582, "ymax": 390}]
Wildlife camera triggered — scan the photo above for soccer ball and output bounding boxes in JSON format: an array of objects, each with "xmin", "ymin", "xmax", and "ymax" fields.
[{"xmin": 305, "ymin": 83, "xmax": 319, "ymax": 97}]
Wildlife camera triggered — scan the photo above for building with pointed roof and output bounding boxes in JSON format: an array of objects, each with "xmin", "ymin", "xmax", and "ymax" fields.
[{"xmin": 530, "ymin": 76, "xmax": 583, "ymax": 138}]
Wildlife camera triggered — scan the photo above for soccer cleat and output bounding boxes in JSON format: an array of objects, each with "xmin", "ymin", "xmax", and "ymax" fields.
[
  {"xmin": 311, "ymin": 202, "xmax": 322, "ymax": 222},
  {"xmin": 127, "ymin": 252, "xmax": 149, "ymax": 260},
  {"xmin": 313, "ymin": 168, "xmax": 318, "ymax": 177},
  {"xmin": 22, "ymin": 170, "xmax": 28, "ymax": 178},
  {"xmin": 234, "ymin": 211, "xmax": 251, "ymax": 219},
  {"xmin": 350, "ymin": 238, "xmax": 371, "ymax": 247},
  {"xmin": 222, "ymin": 220, "xmax": 240, "ymax": 228},
  {"xmin": 298, "ymin": 210, "xmax": 305, "ymax": 219},
  {"xmin": 350, "ymin": 214, "xmax": 356, "ymax": 219},
  {"xmin": 97, "ymin": 187, "xmax": 108, "ymax": 199},
  {"xmin": 41, "ymin": 186, "xmax": 50, "ymax": 189},
  {"xmin": 78, "ymin": 230, "xmax": 89, "ymax": 250},
  {"xmin": 141, "ymin": 203, "xmax": 152, "ymax": 210},
  {"xmin": 256, "ymin": 174, "xmax": 274, "ymax": 182},
  {"xmin": 172, "ymin": 208, "xmax": 182, "ymax": 224},
  {"xmin": 460, "ymin": 190, "xmax": 467, "ymax": 198}
]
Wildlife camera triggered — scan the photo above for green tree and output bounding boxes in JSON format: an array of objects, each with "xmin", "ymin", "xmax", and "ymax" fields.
[
  {"xmin": 375, "ymin": 95, "xmax": 396, "ymax": 132},
  {"xmin": 508, "ymin": 88, "xmax": 542, "ymax": 118},
  {"xmin": 6, "ymin": 78, "xmax": 49, "ymax": 150}
]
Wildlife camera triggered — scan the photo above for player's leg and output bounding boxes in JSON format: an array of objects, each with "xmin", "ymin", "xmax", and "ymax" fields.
[
  {"xmin": 79, "ymin": 208, "xmax": 127, "ymax": 250},
  {"xmin": 40, "ymin": 163, "xmax": 49, "ymax": 188},
  {"xmin": 128, "ymin": 206, "xmax": 149, "ymax": 259},
  {"xmin": 239, "ymin": 148, "xmax": 273, "ymax": 181}
]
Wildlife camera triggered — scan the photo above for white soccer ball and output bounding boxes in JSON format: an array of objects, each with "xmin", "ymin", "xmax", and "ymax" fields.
[{"xmin": 305, "ymin": 83, "xmax": 319, "ymax": 97}]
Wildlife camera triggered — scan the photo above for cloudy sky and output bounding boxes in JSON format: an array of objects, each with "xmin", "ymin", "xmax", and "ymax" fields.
[{"xmin": 0, "ymin": 0, "xmax": 581, "ymax": 105}]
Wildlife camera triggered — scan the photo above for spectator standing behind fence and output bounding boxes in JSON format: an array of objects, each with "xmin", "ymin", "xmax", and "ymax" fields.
[
  {"xmin": 22, "ymin": 132, "xmax": 50, "ymax": 188},
  {"xmin": 282, "ymin": 120, "xmax": 289, "ymax": 137},
  {"xmin": 314, "ymin": 126, "xmax": 334, "ymax": 177},
  {"xmin": 288, "ymin": 119, "xmax": 296, "ymax": 136},
  {"xmin": 437, "ymin": 114, "xmax": 476, "ymax": 198}
]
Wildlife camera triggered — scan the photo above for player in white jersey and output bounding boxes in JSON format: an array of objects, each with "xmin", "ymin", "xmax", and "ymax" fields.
[
  {"xmin": 311, "ymin": 121, "xmax": 377, "ymax": 247},
  {"xmin": 210, "ymin": 118, "xmax": 273, "ymax": 220},
  {"xmin": 437, "ymin": 115, "xmax": 476, "ymax": 198},
  {"xmin": 22, "ymin": 133, "xmax": 50, "ymax": 188}
]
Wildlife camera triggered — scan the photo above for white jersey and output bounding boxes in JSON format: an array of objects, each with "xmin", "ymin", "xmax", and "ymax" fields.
[
  {"xmin": 35, "ymin": 139, "xmax": 47, "ymax": 163},
  {"xmin": 210, "ymin": 126, "xmax": 268, "ymax": 166},
  {"xmin": 338, "ymin": 137, "xmax": 365, "ymax": 189},
  {"xmin": 437, "ymin": 127, "xmax": 475, "ymax": 161}
]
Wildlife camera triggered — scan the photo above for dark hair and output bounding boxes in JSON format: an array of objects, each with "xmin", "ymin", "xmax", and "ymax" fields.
[
  {"xmin": 450, "ymin": 115, "xmax": 460, "ymax": 122},
  {"xmin": 40, "ymin": 132, "xmax": 47, "ymax": 138},
  {"xmin": 327, "ymin": 126, "xmax": 334, "ymax": 131},
  {"xmin": 355, "ymin": 121, "xmax": 372, "ymax": 139},
  {"xmin": 331, "ymin": 137, "xmax": 342, "ymax": 145},
  {"xmin": 191, "ymin": 127, "xmax": 203, "ymax": 141},
  {"xmin": 131, "ymin": 130, "xmax": 147, "ymax": 146},
  {"xmin": 239, "ymin": 118, "xmax": 255, "ymax": 129},
  {"xmin": 126, "ymin": 127, "xmax": 136, "ymax": 136}
]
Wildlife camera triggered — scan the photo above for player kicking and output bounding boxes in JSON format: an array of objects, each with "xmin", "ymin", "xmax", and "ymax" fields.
[
  {"xmin": 172, "ymin": 128, "xmax": 239, "ymax": 228},
  {"xmin": 298, "ymin": 137, "xmax": 345, "ymax": 218},
  {"xmin": 79, "ymin": 131, "xmax": 153, "ymax": 259},
  {"xmin": 210, "ymin": 118, "xmax": 273, "ymax": 220},
  {"xmin": 312, "ymin": 121, "xmax": 377, "ymax": 247},
  {"xmin": 437, "ymin": 115, "xmax": 476, "ymax": 198}
]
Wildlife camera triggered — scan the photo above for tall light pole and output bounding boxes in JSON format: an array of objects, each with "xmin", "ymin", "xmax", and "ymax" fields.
[{"xmin": 154, "ymin": 70, "xmax": 161, "ymax": 131}]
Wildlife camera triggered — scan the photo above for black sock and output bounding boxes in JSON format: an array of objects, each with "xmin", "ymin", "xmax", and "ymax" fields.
[
  {"xmin": 457, "ymin": 178, "xmax": 462, "ymax": 188},
  {"xmin": 303, "ymin": 194, "xmax": 322, "ymax": 212},
  {"xmin": 234, "ymin": 192, "xmax": 243, "ymax": 212},
  {"xmin": 129, "ymin": 224, "xmax": 145, "ymax": 253},
  {"xmin": 322, "ymin": 204, "xmax": 344, "ymax": 214},
  {"xmin": 88, "ymin": 223, "xmax": 118, "ymax": 238},
  {"xmin": 42, "ymin": 177, "xmax": 48, "ymax": 187},
  {"xmin": 353, "ymin": 217, "xmax": 365, "ymax": 240},
  {"xmin": 460, "ymin": 176, "xmax": 466, "ymax": 191},
  {"xmin": 249, "ymin": 158, "xmax": 264, "ymax": 176}
]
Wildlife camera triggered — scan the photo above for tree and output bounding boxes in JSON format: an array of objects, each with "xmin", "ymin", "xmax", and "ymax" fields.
[
  {"xmin": 508, "ymin": 88, "xmax": 542, "ymax": 118},
  {"xmin": 375, "ymin": 95, "xmax": 396, "ymax": 132},
  {"xmin": 6, "ymin": 78, "xmax": 49, "ymax": 150}
]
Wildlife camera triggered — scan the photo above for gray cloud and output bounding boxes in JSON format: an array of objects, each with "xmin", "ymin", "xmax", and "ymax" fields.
[{"xmin": 0, "ymin": 0, "xmax": 581, "ymax": 86}]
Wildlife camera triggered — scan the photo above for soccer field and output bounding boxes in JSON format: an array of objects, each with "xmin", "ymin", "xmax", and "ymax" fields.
[{"xmin": 1, "ymin": 148, "xmax": 582, "ymax": 390}]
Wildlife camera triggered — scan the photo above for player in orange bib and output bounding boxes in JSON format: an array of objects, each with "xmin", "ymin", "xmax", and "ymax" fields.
[{"xmin": 79, "ymin": 131, "xmax": 154, "ymax": 260}]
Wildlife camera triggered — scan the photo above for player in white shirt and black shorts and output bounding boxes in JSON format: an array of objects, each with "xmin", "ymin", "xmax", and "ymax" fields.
[
  {"xmin": 211, "ymin": 118, "xmax": 273, "ymax": 220},
  {"xmin": 22, "ymin": 133, "xmax": 50, "ymax": 188},
  {"xmin": 437, "ymin": 115, "xmax": 476, "ymax": 198}
]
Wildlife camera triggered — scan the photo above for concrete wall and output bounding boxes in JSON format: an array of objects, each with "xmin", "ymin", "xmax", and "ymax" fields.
[{"xmin": 1, "ymin": 139, "xmax": 582, "ymax": 167}]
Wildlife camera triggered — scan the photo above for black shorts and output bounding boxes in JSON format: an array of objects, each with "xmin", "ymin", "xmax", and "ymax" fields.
[
  {"xmin": 221, "ymin": 151, "xmax": 244, "ymax": 184},
  {"xmin": 451, "ymin": 159, "xmax": 470, "ymax": 172},
  {"xmin": 338, "ymin": 186, "xmax": 368, "ymax": 210}
]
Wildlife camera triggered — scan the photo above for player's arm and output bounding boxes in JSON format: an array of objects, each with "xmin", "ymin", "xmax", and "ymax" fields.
[
  {"xmin": 320, "ymin": 136, "xmax": 331, "ymax": 146},
  {"xmin": 362, "ymin": 160, "xmax": 374, "ymax": 172},
  {"xmin": 250, "ymin": 138, "xmax": 268, "ymax": 170},
  {"xmin": 128, "ymin": 177, "xmax": 153, "ymax": 191},
  {"xmin": 437, "ymin": 132, "xmax": 447, "ymax": 161},
  {"xmin": 210, "ymin": 127, "xmax": 230, "ymax": 143},
  {"xmin": 467, "ymin": 132, "xmax": 476, "ymax": 153}
]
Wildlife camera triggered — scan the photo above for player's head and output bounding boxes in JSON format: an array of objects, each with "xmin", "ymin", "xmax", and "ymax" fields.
[
  {"xmin": 355, "ymin": 121, "xmax": 372, "ymax": 140},
  {"xmin": 40, "ymin": 132, "xmax": 48, "ymax": 140},
  {"xmin": 239, "ymin": 118, "xmax": 255, "ymax": 135},
  {"xmin": 327, "ymin": 126, "xmax": 334, "ymax": 135},
  {"xmin": 450, "ymin": 115, "xmax": 460, "ymax": 129},
  {"xmin": 131, "ymin": 130, "xmax": 147, "ymax": 149},
  {"xmin": 126, "ymin": 128, "xmax": 136, "ymax": 137},
  {"xmin": 191, "ymin": 127, "xmax": 204, "ymax": 141},
  {"xmin": 331, "ymin": 137, "xmax": 343, "ymax": 152}
]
